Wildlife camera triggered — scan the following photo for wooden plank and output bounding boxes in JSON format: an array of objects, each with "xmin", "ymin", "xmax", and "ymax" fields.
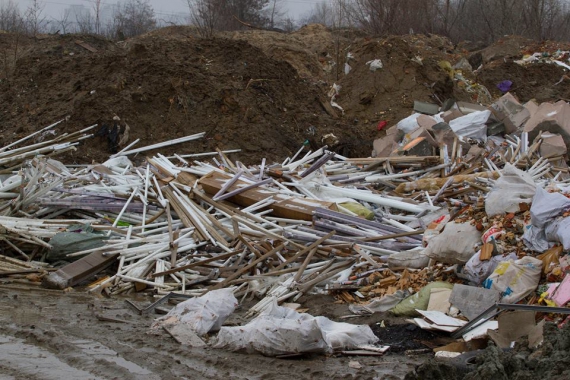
[
  {"xmin": 198, "ymin": 171, "xmax": 337, "ymax": 221},
  {"xmin": 42, "ymin": 252, "xmax": 118, "ymax": 289},
  {"xmin": 75, "ymin": 40, "xmax": 98, "ymax": 53}
]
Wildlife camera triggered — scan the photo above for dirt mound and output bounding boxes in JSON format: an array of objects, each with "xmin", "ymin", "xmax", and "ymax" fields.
[
  {"xmin": 0, "ymin": 28, "xmax": 568, "ymax": 165},
  {"xmin": 0, "ymin": 31, "xmax": 346, "ymax": 164},
  {"xmin": 405, "ymin": 322, "xmax": 570, "ymax": 380},
  {"xmin": 226, "ymin": 24, "xmax": 341, "ymax": 81},
  {"xmin": 477, "ymin": 61, "xmax": 570, "ymax": 103}
]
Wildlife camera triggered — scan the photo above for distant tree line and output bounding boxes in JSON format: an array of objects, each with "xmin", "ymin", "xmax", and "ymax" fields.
[
  {"xmin": 1, "ymin": 0, "xmax": 568, "ymax": 43},
  {"xmin": 300, "ymin": 0, "xmax": 570, "ymax": 43},
  {"xmin": 0, "ymin": 0, "xmax": 157, "ymax": 39}
]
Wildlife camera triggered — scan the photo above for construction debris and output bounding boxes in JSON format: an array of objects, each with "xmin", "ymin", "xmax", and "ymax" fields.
[{"xmin": 1, "ymin": 92, "xmax": 570, "ymax": 361}]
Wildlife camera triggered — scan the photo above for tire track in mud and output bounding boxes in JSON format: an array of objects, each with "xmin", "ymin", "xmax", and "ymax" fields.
[{"xmin": 0, "ymin": 285, "xmax": 420, "ymax": 379}]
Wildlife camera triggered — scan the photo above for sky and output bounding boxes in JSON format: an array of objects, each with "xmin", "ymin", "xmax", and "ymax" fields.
[{"xmin": 10, "ymin": 0, "xmax": 320, "ymax": 22}]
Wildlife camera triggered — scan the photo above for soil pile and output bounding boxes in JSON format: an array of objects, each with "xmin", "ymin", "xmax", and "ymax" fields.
[
  {"xmin": 405, "ymin": 322, "xmax": 570, "ymax": 380},
  {"xmin": 0, "ymin": 26, "xmax": 569, "ymax": 164}
]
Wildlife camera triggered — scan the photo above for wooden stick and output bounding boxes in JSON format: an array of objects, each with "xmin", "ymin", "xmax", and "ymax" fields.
[
  {"xmin": 152, "ymin": 249, "xmax": 243, "ymax": 277},
  {"xmin": 207, "ymin": 243, "xmax": 285, "ymax": 291}
]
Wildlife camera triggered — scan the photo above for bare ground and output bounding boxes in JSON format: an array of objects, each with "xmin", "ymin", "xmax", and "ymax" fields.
[{"xmin": 0, "ymin": 284, "xmax": 426, "ymax": 380}]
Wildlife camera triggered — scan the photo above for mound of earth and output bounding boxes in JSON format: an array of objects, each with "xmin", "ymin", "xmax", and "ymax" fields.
[
  {"xmin": 405, "ymin": 322, "xmax": 570, "ymax": 380},
  {"xmin": 0, "ymin": 27, "xmax": 568, "ymax": 165}
]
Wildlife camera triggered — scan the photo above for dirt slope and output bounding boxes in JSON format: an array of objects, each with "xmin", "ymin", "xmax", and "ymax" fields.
[{"xmin": 0, "ymin": 27, "xmax": 569, "ymax": 165}]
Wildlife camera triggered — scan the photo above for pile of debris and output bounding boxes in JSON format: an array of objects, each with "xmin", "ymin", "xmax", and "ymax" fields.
[{"xmin": 1, "ymin": 93, "xmax": 570, "ymax": 360}]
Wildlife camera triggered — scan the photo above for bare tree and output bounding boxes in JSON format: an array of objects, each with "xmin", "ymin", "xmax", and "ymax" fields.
[
  {"xmin": 91, "ymin": 0, "xmax": 103, "ymax": 35},
  {"xmin": 188, "ymin": 0, "xmax": 270, "ymax": 32},
  {"xmin": 0, "ymin": 0, "xmax": 23, "ymax": 32},
  {"xmin": 279, "ymin": 15, "xmax": 297, "ymax": 32},
  {"xmin": 187, "ymin": 0, "xmax": 220, "ymax": 37},
  {"xmin": 113, "ymin": 0, "xmax": 156, "ymax": 38},
  {"xmin": 24, "ymin": 0, "xmax": 47, "ymax": 36},
  {"xmin": 264, "ymin": 0, "xmax": 285, "ymax": 29},
  {"xmin": 52, "ymin": 9, "xmax": 72, "ymax": 34},
  {"xmin": 76, "ymin": 9, "xmax": 95, "ymax": 34},
  {"xmin": 300, "ymin": 1, "xmax": 335, "ymax": 26}
]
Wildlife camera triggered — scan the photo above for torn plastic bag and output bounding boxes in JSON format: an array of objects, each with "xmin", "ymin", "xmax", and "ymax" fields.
[
  {"xmin": 349, "ymin": 290, "xmax": 407, "ymax": 315},
  {"xmin": 315, "ymin": 317, "xmax": 378, "ymax": 351},
  {"xmin": 523, "ymin": 224, "xmax": 550, "ymax": 252},
  {"xmin": 485, "ymin": 164, "xmax": 536, "ymax": 217},
  {"xmin": 545, "ymin": 217, "xmax": 570, "ymax": 250},
  {"xmin": 214, "ymin": 314, "xmax": 327, "ymax": 356},
  {"xmin": 213, "ymin": 300, "xmax": 377, "ymax": 356},
  {"xmin": 47, "ymin": 224, "xmax": 108, "ymax": 263},
  {"xmin": 391, "ymin": 282, "xmax": 454, "ymax": 317},
  {"xmin": 449, "ymin": 110, "xmax": 490, "ymax": 141},
  {"xmin": 388, "ymin": 249, "xmax": 430, "ymax": 270},
  {"xmin": 366, "ymin": 59, "xmax": 383, "ymax": 71},
  {"xmin": 151, "ymin": 288, "xmax": 237, "ymax": 335},
  {"xmin": 483, "ymin": 257, "xmax": 542, "ymax": 303},
  {"xmin": 456, "ymin": 251, "xmax": 518, "ymax": 285},
  {"xmin": 530, "ymin": 187, "xmax": 570, "ymax": 228},
  {"xmin": 396, "ymin": 113, "xmax": 421, "ymax": 134},
  {"xmin": 424, "ymin": 222, "xmax": 482, "ymax": 265}
]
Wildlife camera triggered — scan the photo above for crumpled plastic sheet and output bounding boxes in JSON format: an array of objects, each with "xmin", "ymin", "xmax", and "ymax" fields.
[
  {"xmin": 151, "ymin": 288, "xmax": 238, "ymax": 335},
  {"xmin": 213, "ymin": 299, "xmax": 378, "ymax": 356}
]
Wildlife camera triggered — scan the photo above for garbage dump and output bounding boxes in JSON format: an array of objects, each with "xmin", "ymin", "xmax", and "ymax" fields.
[{"xmin": 1, "ymin": 92, "xmax": 570, "ymax": 372}]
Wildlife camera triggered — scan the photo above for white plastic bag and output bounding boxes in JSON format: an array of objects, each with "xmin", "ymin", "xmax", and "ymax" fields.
[
  {"xmin": 449, "ymin": 110, "xmax": 490, "ymax": 141},
  {"xmin": 482, "ymin": 257, "xmax": 542, "ymax": 303},
  {"xmin": 348, "ymin": 291, "xmax": 407, "ymax": 315},
  {"xmin": 151, "ymin": 288, "xmax": 237, "ymax": 335},
  {"xmin": 530, "ymin": 187, "xmax": 570, "ymax": 228},
  {"xmin": 315, "ymin": 317, "xmax": 378, "ymax": 351},
  {"xmin": 366, "ymin": 59, "xmax": 383, "ymax": 71},
  {"xmin": 424, "ymin": 222, "xmax": 482, "ymax": 265},
  {"xmin": 213, "ymin": 299, "xmax": 377, "ymax": 356},
  {"xmin": 396, "ymin": 113, "xmax": 421, "ymax": 134},
  {"xmin": 545, "ymin": 216, "xmax": 570, "ymax": 250},
  {"xmin": 485, "ymin": 164, "xmax": 536, "ymax": 216},
  {"xmin": 388, "ymin": 249, "xmax": 430, "ymax": 270},
  {"xmin": 522, "ymin": 224, "xmax": 550, "ymax": 252},
  {"xmin": 214, "ymin": 313, "xmax": 328, "ymax": 356},
  {"xmin": 458, "ymin": 251, "xmax": 518, "ymax": 285}
]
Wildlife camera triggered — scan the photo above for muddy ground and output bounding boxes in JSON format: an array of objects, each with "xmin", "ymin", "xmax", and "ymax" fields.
[{"xmin": 0, "ymin": 283, "xmax": 431, "ymax": 380}]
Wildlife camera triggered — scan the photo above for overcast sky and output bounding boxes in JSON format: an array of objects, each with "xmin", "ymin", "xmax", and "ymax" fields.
[{"xmin": 11, "ymin": 0, "xmax": 318, "ymax": 21}]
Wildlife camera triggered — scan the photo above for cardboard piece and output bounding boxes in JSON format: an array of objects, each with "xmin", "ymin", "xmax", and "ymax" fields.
[
  {"xmin": 463, "ymin": 320, "xmax": 498, "ymax": 341},
  {"xmin": 450, "ymin": 284, "xmax": 500, "ymax": 321},
  {"xmin": 416, "ymin": 309, "xmax": 467, "ymax": 328},
  {"xmin": 427, "ymin": 288, "xmax": 452, "ymax": 313},
  {"xmin": 490, "ymin": 93, "xmax": 530, "ymax": 134},
  {"xmin": 487, "ymin": 310, "xmax": 541, "ymax": 349},
  {"xmin": 539, "ymin": 133, "xmax": 567, "ymax": 158},
  {"xmin": 523, "ymin": 101, "xmax": 570, "ymax": 148},
  {"xmin": 417, "ymin": 115, "xmax": 438, "ymax": 130},
  {"xmin": 372, "ymin": 126, "xmax": 400, "ymax": 157},
  {"xmin": 442, "ymin": 110, "xmax": 464, "ymax": 123}
]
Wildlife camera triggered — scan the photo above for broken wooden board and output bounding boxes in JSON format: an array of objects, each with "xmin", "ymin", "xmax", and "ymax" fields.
[
  {"xmin": 199, "ymin": 171, "xmax": 337, "ymax": 221},
  {"xmin": 42, "ymin": 251, "xmax": 118, "ymax": 289},
  {"xmin": 75, "ymin": 40, "xmax": 98, "ymax": 53}
]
